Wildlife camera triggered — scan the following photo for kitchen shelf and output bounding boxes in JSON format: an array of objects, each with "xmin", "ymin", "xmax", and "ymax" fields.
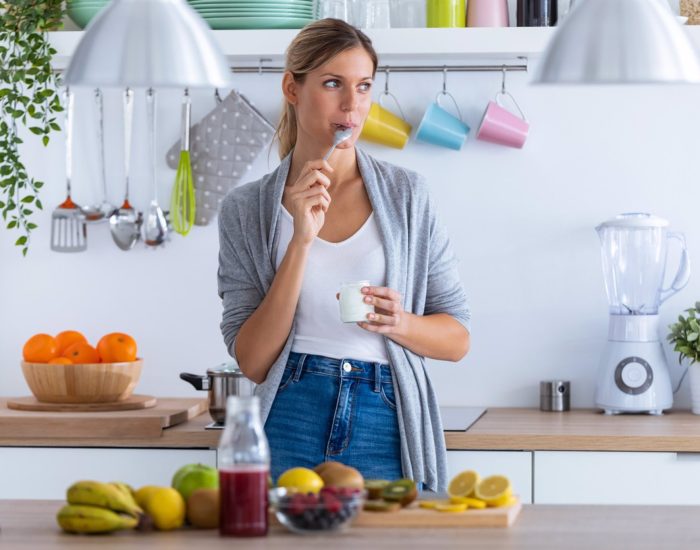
[{"xmin": 49, "ymin": 27, "xmax": 557, "ymax": 70}]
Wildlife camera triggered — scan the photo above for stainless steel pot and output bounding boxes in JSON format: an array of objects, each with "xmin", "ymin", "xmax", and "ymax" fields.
[{"xmin": 180, "ymin": 362, "xmax": 255, "ymax": 424}]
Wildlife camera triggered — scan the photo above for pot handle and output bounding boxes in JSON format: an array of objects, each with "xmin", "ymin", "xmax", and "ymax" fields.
[{"xmin": 180, "ymin": 372, "xmax": 210, "ymax": 391}]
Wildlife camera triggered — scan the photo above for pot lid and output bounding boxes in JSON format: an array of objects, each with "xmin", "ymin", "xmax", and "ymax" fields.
[
  {"xmin": 207, "ymin": 361, "xmax": 244, "ymax": 377},
  {"xmin": 596, "ymin": 212, "xmax": 669, "ymax": 230}
]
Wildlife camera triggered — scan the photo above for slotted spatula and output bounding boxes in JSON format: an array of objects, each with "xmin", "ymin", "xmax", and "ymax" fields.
[{"xmin": 51, "ymin": 87, "xmax": 87, "ymax": 253}]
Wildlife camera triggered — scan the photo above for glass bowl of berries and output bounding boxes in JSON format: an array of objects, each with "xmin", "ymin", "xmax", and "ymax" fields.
[{"xmin": 269, "ymin": 486, "xmax": 366, "ymax": 534}]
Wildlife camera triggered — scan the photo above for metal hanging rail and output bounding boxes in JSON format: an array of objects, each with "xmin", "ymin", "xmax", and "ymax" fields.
[{"xmin": 231, "ymin": 60, "xmax": 529, "ymax": 75}]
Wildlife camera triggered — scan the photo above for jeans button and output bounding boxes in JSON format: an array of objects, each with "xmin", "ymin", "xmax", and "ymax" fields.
[{"xmin": 342, "ymin": 362, "xmax": 352, "ymax": 372}]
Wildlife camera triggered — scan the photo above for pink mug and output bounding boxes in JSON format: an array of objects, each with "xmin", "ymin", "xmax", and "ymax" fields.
[
  {"xmin": 467, "ymin": 0, "xmax": 509, "ymax": 27},
  {"xmin": 476, "ymin": 92, "xmax": 529, "ymax": 149}
]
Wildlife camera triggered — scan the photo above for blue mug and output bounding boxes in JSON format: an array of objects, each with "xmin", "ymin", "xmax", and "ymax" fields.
[{"xmin": 415, "ymin": 92, "xmax": 470, "ymax": 150}]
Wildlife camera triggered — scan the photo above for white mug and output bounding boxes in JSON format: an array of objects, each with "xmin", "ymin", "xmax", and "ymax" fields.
[{"xmin": 339, "ymin": 280, "xmax": 374, "ymax": 323}]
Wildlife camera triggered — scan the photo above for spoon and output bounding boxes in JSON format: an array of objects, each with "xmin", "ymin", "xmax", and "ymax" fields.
[
  {"xmin": 82, "ymin": 88, "xmax": 116, "ymax": 223},
  {"xmin": 323, "ymin": 126, "xmax": 353, "ymax": 161},
  {"xmin": 109, "ymin": 87, "xmax": 142, "ymax": 251},
  {"xmin": 143, "ymin": 87, "xmax": 168, "ymax": 247}
]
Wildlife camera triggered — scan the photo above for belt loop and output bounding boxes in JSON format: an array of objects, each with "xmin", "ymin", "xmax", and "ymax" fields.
[
  {"xmin": 374, "ymin": 362, "xmax": 381, "ymax": 393},
  {"xmin": 293, "ymin": 353, "xmax": 306, "ymax": 382}
]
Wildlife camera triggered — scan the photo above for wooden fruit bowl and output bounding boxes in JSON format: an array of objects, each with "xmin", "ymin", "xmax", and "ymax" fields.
[{"xmin": 20, "ymin": 359, "xmax": 143, "ymax": 404}]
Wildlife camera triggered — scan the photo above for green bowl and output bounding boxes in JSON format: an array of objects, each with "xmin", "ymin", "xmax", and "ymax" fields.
[{"xmin": 67, "ymin": 5, "xmax": 105, "ymax": 29}]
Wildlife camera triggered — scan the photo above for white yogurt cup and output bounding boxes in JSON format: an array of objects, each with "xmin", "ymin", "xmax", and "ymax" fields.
[{"xmin": 339, "ymin": 280, "xmax": 374, "ymax": 323}]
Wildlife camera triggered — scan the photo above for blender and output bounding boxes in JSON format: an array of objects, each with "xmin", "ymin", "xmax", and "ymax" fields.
[{"xmin": 595, "ymin": 213, "xmax": 690, "ymax": 415}]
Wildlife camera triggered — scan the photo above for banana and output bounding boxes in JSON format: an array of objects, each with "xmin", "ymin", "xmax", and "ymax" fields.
[
  {"xmin": 110, "ymin": 481, "xmax": 136, "ymax": 498},
  {"xmin": 57, "ymin": 504, "xmax": 138, "ymax": 534},
  {"xmin": 67, "ymin": 481, "xmax": 144, "ymax": 517}
]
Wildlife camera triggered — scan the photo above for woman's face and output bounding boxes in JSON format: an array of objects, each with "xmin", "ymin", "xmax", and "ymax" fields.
[{"xmin": 285, "ymin": 47, "xmax": 375, "ymax": 152}]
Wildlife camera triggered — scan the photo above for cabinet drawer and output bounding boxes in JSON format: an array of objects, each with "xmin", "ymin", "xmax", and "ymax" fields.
[
  {"xmin": 535, "ymin": 451, "xmax": 700, "ymax": 505},
  {"xmin": 446, "ymin": 451, "xmax": 532, "ymax": 503},
  {"xmin": 0, "ymin": 448, "xmax": 217, "ymax": 499}
]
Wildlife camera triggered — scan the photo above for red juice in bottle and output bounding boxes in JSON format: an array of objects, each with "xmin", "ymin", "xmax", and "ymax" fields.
[{"xmin": 220, "ymin": 465, "xmax": 269, "ymax": 536}]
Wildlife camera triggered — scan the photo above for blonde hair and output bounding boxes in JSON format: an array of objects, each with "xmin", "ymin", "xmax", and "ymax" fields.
[{"xmin": 275, "ymin": 19, "xmax": 378, "ymax": 159}]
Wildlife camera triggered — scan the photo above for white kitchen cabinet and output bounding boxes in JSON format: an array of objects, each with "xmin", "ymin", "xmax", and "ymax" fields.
[
  {"xmin": 446, "ymin": 451, "xmax": 532, "ymax": 503},
  {"xmin": 0, "ymin": 448, "xmax": 217, "ymax": 499},
  {"xmin": 535, "ymin": 451, "xmax": 700, "ymax": 505}
]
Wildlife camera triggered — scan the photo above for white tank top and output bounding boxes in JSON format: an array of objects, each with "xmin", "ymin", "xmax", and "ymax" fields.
[{"xmin": 275, "ymin": 206, "xmax": 390, "ymax": 364}]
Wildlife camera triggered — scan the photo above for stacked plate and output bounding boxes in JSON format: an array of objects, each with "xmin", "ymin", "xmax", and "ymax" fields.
[
  {"xmin": 187, "ymin": 0, "xmax": 314, "ymax": 29},
  {"xmin": 66, "ymin": 0, "xmax": 108, "ymax": 29}
]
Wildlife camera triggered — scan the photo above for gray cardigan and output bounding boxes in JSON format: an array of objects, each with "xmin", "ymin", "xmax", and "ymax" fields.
[{"xmin": 218, "ymin": 147, "xmax": 471, "ymax": 492}]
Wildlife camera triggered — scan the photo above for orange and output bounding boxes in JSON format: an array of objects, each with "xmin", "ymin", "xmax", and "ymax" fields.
[
  {"xmin": 63, "ymin": 342, "xmax": 101, "ymax": 364},
  {"xmin": 55, "ymin": 330, "xmax": 87, "ymax": 356},
  {"xmin": 48, "ymin": 357, "xmax": 73, "ymax": 365},
  {"xmin": 97, "ymin": 332, "xmax": 137, "ymax": 363},
  {"xmin": 23, "ymin": 334, "xmax": 58, "ymax": 363}
]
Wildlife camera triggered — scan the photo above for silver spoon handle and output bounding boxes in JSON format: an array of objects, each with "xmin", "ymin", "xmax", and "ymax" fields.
[
  {"xmin": 64, "ymin": 87, "xmax": 74, "ymax": 197},
  {"xmin": 123, "ymin": 87, "xmax": 134, "ymax": 202},
  {"xmin": 323, "ymin": 143, "xmax": 336, "ymax": 161},
  {"xmin": 94, "ymin": 88, "xmax": 107, "ymax": 201},
  {"xmin": 146, "ymin": 88, "xmax": 157, "ymax": 202}
]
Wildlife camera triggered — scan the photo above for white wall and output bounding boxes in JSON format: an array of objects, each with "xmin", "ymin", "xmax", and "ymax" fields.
[{"xmin": 2, "ymin": 21, "xmax": 699, "ymax": 410}]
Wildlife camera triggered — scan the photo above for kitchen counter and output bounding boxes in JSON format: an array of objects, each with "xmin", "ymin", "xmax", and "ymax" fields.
[
  {"xmin": 1, "ymin": 499, "xmax": 699, "ymax": 549},
  {"xmin": 3, "ymin": 405, "xmax": 700, "ymax": 452}
]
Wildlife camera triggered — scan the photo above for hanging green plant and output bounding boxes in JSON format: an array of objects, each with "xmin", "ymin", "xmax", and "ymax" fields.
[{"xmin": 0, "ymin": 0, "xmax": 65, "ymax": 255}]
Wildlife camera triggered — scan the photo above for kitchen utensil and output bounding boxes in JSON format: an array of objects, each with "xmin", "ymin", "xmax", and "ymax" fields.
[
  {"xmin": 7, "ymin": 394, "xmax": 157, "ymax": 412},
  {"xmin": 467, "ymin": 0, "xmax": 509, "ymax": 26},
  {"xmin": 595, "ymin": 213, "xmax": 690, "ymax": 415},
  {"xmin": 517, "ymin": 0, "xmax": 558, "ymax": 26},
  {"xmin": 540, "ymin": 381, "xmax": 570, "ymax": 412},
  {"xmin": 171, "ymin": 88, "xmax": 195, "ymax": 236},
  {"xmin": 165, "ymin": 89, "xmax": 275, "ymax": 226},
  {"xmin": 109, "ymin": 87, "xmax": 142, "ymax": 251},
  {"xmin": 180, "ymin": 362, "xmax": 255, "ymax": 424},
  {"xmin": 20, "ymin": 359, "xmax": 143, "ymax": 404},
  {"xmin": 427, "ymin": 0, "xmax": 466, "ymax": 27},
  {"xmin": 323, "ymin": 126, "xmax": 353, "ymax": 161},
  {"xmin": 0, "ymin": 397, "xmax": 205, "ymax": 439},
  {"xmin": 51, "ymin": 87, "xmax": 87, "ymax": 253},
  {"xmin": 143, "ymin": 87, "xmax": 168, "ymax": 247},
  {"xmin": 415, "ymin": 69, "xmax": 470, "ymax": 150},
  {"xmin": 81, "ymin": 89, "xmax": 115, "ymax": 223},
  {"xmin": 389, "ymin": 0, "xmax": 425, "ymax": 27},
  {"xmin": 476, "ymin": 68, "xmax": 529, "ymax": 149}
]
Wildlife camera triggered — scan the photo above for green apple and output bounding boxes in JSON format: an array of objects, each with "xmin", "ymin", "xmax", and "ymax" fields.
[{"xmin": 172, "ymin": 464, "xmax": 219, "ymax": 502}]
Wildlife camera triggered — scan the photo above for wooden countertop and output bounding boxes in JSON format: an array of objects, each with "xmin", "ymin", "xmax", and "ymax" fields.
[
  {"xmin": 2, "ymin": 500, "xmax": 699, "ymax": 550},
  {"xmin": 3, "ymin": 405, "xmax": 700, "ymax": 452},
  {"xmin": 445, "ymin": 408, "xmax": 700, "ymax": 452}
]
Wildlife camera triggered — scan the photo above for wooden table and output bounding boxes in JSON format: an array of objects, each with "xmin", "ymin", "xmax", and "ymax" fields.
[{"xmin": 1, "ymin": 500, "xmax": 699, "ymax": 549}]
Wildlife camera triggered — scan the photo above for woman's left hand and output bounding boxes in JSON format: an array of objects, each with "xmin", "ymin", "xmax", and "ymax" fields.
[{"xmin": 357, "ymin": 286, "xmax": 406, "ymax": 335}]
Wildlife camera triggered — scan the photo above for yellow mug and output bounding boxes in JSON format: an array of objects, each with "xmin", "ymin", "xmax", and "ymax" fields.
[{"xmin": 360, "ymin": 95, "xmax": 412, "ymax": 149}]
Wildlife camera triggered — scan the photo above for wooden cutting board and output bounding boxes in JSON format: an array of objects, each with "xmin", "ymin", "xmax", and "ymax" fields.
[
  {"xmin": 6, "ymin": 394, "xmax": 157, "ymax": 412},
  {"xmin": 354, "ymin": 498, "xmax": 522, "ymax": 528},
  {"xmin": 0, "ymin": 397, "xmax": 207, "ymax": 439}
]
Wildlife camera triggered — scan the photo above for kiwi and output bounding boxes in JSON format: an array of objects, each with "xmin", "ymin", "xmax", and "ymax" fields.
[
  {"xmin": 364, "ymin": 479, "xmax": 390, "ymax": 500},
  {"xmin": 321, "ymin": 465, "xmax": 365, "ymax": 490},
  {"xmin": 381, "ymin": 479, "xmax": 418, "ymax": 507},
  {"xmin": 363, "ymin": 499, "xmax": 401, "ymax": 512}
]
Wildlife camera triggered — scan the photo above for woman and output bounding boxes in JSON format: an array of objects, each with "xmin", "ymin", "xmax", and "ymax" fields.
[{"xmin": 218, "ymin": 19, "xmax": 471, "ymax": 492}]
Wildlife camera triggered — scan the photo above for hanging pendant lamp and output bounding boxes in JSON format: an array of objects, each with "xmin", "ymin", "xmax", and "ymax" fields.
[{"xmin": 64, "ymin": 0, "xmax": 231, "ymax": 88}]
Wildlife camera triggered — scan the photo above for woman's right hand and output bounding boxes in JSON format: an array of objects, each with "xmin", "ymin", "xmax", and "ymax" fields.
[{"xmin": 284, "ymin": 159, "xmax": 333, "ymax": 246}]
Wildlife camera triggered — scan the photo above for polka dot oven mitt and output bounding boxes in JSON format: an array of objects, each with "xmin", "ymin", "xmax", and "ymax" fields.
[{"xmin": 166, "ymin": 90, "xmax": 274, "ymax": 225}]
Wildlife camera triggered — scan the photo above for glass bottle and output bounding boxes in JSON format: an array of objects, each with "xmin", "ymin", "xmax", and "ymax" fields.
[{"xmin": 218, "ymin": 395, "xmax": 270, "ymax": 537}]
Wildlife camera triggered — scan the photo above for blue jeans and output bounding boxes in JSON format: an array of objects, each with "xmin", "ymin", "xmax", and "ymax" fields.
[{"xmin": 265, "ymin": 352, "xmax": 403, "ymax": 484}]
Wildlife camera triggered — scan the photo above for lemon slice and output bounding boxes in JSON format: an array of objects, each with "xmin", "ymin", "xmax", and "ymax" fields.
[
  {"xmin": 418, "ymin": 500, "xmax": 441, "ymax": 509},
  {"xmin": 447, "ymin": 470, "xmax": 480, "ymax": 498},
  {"xmin": 435, "ymin": 502, "xmax": 467, "ymax": 513},
  {"xmin": 463, "ymin": 497, "xmax": 487, "ymax": 509},
  {"xmin": 475, "ymin": 475, "xmax": 512, "ymax": 507}
]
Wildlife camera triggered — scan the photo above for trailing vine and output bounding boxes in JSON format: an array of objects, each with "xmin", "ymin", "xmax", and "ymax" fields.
[{"xmin": 0, "ymin": 0, "xmax": 64, "ymax": 255}]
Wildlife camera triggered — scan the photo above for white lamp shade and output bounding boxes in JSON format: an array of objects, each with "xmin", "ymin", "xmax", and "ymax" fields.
[
  {"xmin": 64, "ymin": 0, "xmax": 232, "ymax": 88},
  {"xmin": 533, "ymin": 0, "xmax": 700, "ymax": 84}
]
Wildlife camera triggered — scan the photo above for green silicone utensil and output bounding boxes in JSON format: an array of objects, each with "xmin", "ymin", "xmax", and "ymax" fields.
[{"xmin": 171, "ymin": 88, "xmax": 195, "ymax": 236}]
